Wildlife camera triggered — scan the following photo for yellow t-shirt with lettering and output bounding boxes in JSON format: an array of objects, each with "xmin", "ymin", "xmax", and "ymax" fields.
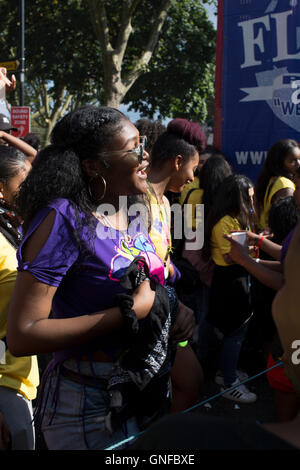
[
  {"xmin": 0, "ymin": 232, "xmax": 39, "ymax": 400},
  {"xmin": 258, "ymin": 176, "xmax": 295, "ymax": 230},
  {"xmin": 211, "ymin": 216, "xmax": 245, "ymax": 266}
]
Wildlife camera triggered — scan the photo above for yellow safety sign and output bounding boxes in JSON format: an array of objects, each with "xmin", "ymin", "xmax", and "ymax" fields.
[{"xmin": 0, "ymin": 60, "xmax": 19, "ymax": 71}]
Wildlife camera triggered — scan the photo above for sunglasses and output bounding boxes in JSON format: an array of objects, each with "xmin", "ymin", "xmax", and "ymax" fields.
[{"xmin": 98, "ymin": 135, "xmax": 147, "ymax": 166}]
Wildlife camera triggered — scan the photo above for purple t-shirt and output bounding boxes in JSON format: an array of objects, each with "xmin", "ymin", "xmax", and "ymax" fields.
[
  {"xmin": 17, "ymin": 198, "xmax": 165, "ymax": 360},
  {"xmin": 280, "ymin": 227, "xmax": 295, "ymax": 265}
]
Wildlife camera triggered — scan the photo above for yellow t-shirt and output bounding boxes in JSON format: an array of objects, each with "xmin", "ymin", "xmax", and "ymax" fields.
[
  {"xmin": 181, "ymin": 188, "xmax": 204, "ymax": 232},
  {"xmin": 179, "ymin": 177, "xmax": 200, "ymax": 206},
  {"xmin": 0, "ymin": 232, "xmax": 39, "ymax": 400},
  {"xmin": 259, "ymin": 176, "xmax": 295, "ymax": 230},
  {"xmin": 146, "ymin": 188, "xmax": 171, "ymax": 265},
  {"xmin": 211, "ymin": 215, "xmax": 245, "ymax": 266}
]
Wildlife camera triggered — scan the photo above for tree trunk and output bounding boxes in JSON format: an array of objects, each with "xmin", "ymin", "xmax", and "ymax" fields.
[
  {"xmin": 44, "ymin": 89, "xmax": 73, "ymax": 145},
  {"xmin": 87, "ymin": 0, "xmax": 172, "ymax": 109},
  {"xmin": 31, "ymin": 84, "xmax": 73, "ymax": 146}
]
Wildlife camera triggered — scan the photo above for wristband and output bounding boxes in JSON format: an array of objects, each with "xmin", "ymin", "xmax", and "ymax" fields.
[
  {"xmin": 255, "ymin": 258, "xmax": 260, "ymax": 263},
  {"xmin": 257, "ymin": 236, "xmax": 264, "ymax": 249},
  {"xmin": 178, "ymin": 340, "xmax": 188, "ymax": 348}
]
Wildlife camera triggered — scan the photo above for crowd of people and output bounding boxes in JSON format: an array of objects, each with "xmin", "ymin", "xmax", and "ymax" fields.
[{"xmin": 0, "ymin": 69, "xmax": 300, "ymax": 451}]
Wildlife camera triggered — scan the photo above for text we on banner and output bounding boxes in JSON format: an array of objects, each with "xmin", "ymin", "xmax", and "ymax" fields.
[{"xmin": 214, "ymin": 0, "xmax": 300, "ymax": 183}]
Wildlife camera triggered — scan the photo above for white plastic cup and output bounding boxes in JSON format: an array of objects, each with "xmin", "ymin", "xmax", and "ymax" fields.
[{"xmin": 231, "ymin": 231, "xmax": 247, "ymax": 245}]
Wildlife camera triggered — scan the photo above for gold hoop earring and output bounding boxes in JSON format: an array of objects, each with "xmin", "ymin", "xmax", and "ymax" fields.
[{"xmin": 88, "ymin": 173, "xmax": 107, "ymax": 202}]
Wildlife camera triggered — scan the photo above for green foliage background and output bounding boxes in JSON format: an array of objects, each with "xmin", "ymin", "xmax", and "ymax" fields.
[{"xmin": 0, "ymin": 0, "xmax": 217, "ymax": 139}]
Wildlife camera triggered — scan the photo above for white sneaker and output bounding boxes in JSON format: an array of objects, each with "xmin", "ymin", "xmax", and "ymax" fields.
[
  {"xmin": 215, "ymin": 369, "xmax": 249, "ymax": 385},
  {"xmin": 221, "ymin": 379, "xmax": 257, "ymax": 404}
]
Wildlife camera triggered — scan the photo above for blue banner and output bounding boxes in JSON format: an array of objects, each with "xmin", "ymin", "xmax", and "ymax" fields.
[{"xmin": 220, "ymin": 0, "xmax": 300, "ymax": 183}]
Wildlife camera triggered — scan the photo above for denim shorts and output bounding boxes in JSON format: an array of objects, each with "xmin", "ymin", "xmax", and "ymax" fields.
[{"xmin": 41, "ymin": 359, "xmax": 140, "ymax": 450}]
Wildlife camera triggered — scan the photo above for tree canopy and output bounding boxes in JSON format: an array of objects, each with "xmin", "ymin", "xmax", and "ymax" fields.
[
  {"xmin": 125, "ymin": 0, "xmax": 216, "ymax": 122},
  {"xmin": 0, "ymin": 0, "xmax": 216, "ymax": 142}
]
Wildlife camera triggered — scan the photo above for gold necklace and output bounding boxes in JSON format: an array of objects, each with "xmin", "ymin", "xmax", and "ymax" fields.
[{"xmin": 94, "ymin": 210, "xmax": 131, "ymax": 244}]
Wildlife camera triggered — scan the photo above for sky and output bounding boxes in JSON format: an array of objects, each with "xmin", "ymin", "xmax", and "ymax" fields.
[{"xmin": 206, "ymin": 2, "xmax": 218, "ymax": 29}]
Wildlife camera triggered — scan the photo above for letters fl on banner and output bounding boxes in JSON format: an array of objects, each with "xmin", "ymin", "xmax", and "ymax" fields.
[{"xmin": 215, "ymin": 0, "xmax": 300, "ymax": 183}]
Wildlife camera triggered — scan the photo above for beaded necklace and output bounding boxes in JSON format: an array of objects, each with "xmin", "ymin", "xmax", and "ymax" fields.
[{"xmin": 0, "ymin": 200, "xmax": 22, "ymax": 249}]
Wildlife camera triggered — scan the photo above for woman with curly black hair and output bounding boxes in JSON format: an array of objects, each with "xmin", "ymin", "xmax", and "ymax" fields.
[
  {"xmin": 6, "ymin": 106, "xmax": 193, "ymax": 450},
  {"xmin": 255, "ymin": 139, "xmax": 300, "ymax": 231}
]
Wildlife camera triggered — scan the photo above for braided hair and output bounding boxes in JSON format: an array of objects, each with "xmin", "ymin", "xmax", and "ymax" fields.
[{"xmin": 0, "ymin": 145, "xmax": 28, "ymax": 247}]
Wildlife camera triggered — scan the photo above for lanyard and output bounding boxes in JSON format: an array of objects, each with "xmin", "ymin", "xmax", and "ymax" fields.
[{"xmin": 147, "ymin": 181, "xmax": 172, "ymax": 276}]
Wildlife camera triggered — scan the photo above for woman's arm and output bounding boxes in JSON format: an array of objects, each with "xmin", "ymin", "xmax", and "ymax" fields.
[
  {"xmin": 169, "ymin": 301, "xmax": 195, "ymax": 342},
  {"xmin": 7, "ymin": 272, "xmax": 154, "ymax": 357},
  {"xmin": 224, "ymin": 235, "xmax": 283, "ymax": 290},
  {"xmin": 259, "ymin": 259, "xmax": 283, "ymax": 272},
  {"xmin": 246, "ymin": 231, "xmax": 282, "ymax": 261},
  {"xmin": 239, "ymin": 256, "xmax": 283, "ymax": 290},
  {"xmin": 258, "ymin": 237, "xmax": 282, "ymax": 261},
  {"xmin": 7, "ymin": 211, "xmax": 155, "ymax": 357},
  {"xmin": 0, "ymin": 130, "xmax": 37, "ymax": 162}
]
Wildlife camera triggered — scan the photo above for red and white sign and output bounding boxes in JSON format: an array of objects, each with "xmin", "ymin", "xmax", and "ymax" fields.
[{"xmin": 10, "ymin": 106, "xmax": 30, "ymax": 138}]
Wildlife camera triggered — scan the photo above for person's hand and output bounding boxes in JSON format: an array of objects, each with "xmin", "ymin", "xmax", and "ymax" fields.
[
  {"xmin": 0, "ymin": 130, "xmax": 9, "ymax": 146},
  {"xmin": 6, "ymin": 74, "xmax": 16, "ymax": 94},
  {"xmin": 0, "ymin": 68, "xmax": 11, "ymax": 87},
  {"xmin": 132, "ymin": 279, "xmax": 155, "ymax": 319},
  {"xmin": 0, "ymin": 411, "xmax": 11, "ymax": 450},
  {"xmin": 170, "ymin": 301, "xmax": 195, "ymax": 342},
  {"xmin": 0, "ymin": 68, "xmax": 16, "ymax": 95},
  {"xmin": 246, "ymin": 230, "xmax": 273, "ymax": 245},
  {"xmin": 245, "ymin": 230, "xmax": 260, "ymax": 246},
  {"xmin": 223, "ymin": 233, "xmax": 250, "ymax": 265}
]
